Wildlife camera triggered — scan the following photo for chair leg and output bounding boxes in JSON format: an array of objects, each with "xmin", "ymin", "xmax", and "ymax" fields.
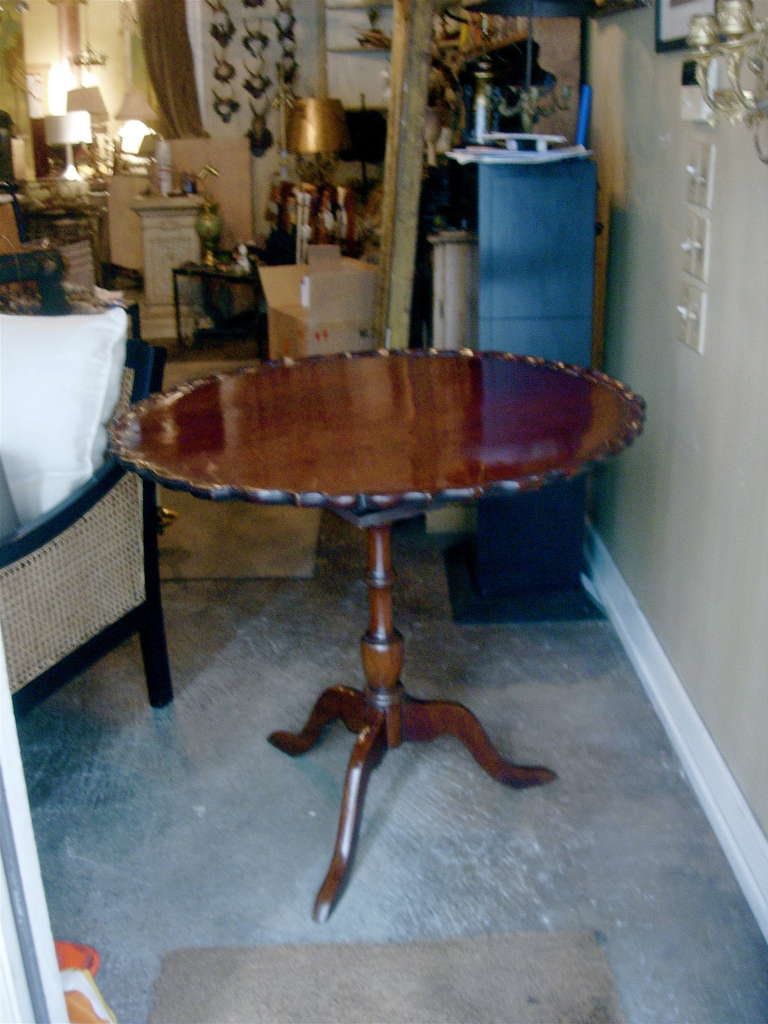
[
  {"xmin": 139, "ymin": 608, "xmax": 173, "ymax": 707},
  {"xmin": 141, "ymin": 479, "xmax": 173, "ymax": 707}
]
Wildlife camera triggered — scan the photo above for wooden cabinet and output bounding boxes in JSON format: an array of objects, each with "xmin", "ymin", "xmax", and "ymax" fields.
[{"xmin": 429, "ymin": 230, "xmax": 478, "ymax": 351}]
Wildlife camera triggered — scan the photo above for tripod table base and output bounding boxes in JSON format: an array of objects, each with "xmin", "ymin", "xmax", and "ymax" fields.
[{"xmin": 268, "ymin": 683, "xmax": 556, "ymax": 922}]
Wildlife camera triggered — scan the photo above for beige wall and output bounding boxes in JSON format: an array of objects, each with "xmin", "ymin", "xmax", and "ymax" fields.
[
  {"xmin": 589, "ymin": 7, "xmax": 768, "ymax": 834},
  {"xmin": 23, "ymin": 1, "xmax": 126, "ymax": 129}
]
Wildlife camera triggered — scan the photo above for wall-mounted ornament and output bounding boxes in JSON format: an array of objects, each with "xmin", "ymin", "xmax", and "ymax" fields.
[
  {"xmin": 247, "ymin": 99, "xmax": 273, "ymax": 155},
  {"xmin": 243, "ymin": 22, "xmax": 270, "ymax": 55},
  {"xmin": 213, "ymin": 88, "xmax": 241, "ymax": 122},
  {"xmin": 243, "ymin": 62, "xmax": 272, "ymax": 99},
  {"xmin": 686, "ymin": 0, "xmax": 768, "ymax": 161},
  {"xmin": 203, "ymin": 0, "xmax": 299, "ymax": 157},
  {"xmin": 207, "ymin": 0, "xmax": 236, "ymax": 47},
  {"xmin": 274, "ymin": 2, "xmax": 296, "ymax": 45},
  {"xmin": 213, "ymin": 50, "xmax": 237, "ymax": 83}
]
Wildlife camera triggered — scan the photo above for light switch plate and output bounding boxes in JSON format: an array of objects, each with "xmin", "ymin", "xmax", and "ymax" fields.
[
  {"xmin": 685, "ymin": 140, "xmax": 716, "ymax": 209},
  {"xmin": 681, "ymin": 208, "xmax": 710, "ymax": 282},
  {"xmin": 677, "ymin": 279, "xmax": 708, "ymax": 353}
]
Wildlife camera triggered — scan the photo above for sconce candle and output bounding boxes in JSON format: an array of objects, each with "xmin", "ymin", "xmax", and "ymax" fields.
[
  {"xmin": 688, "ymin": 13, "xmax": 719, "ymax": 47},
  {"xmin": 716, "ymin": 0, "xmax": 755, "ymax": 37}
]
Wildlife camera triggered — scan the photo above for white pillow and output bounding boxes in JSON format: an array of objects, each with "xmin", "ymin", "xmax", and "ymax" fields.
[{"xmin": 0, "ymin": 307, "xmax": 128, "ymax": 524}]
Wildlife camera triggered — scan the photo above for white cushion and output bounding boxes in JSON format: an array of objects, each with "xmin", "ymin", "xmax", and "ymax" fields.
[
  {"xmin": 0, "ymin": 307, "xmax": 127, "ymax": 524},
  {"xmin": 0, "ymin": 456, "xmax": 19, "ymax": 539}
]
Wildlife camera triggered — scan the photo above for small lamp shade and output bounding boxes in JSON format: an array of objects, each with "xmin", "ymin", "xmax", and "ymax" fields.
[
  {"xmin": 116, "ymin": 89, "xmax": 157, "ymax": 125},
  {"xmin": 66, "ymin": 86, "xmax": 109, "ymax": 128},
  {"xmin": 44, "ymin": 111, "xmax": 92, "ymax": 146},
  {"xmin": 286, "ymin": 98, "xmax": 351, "ymax": 155}
]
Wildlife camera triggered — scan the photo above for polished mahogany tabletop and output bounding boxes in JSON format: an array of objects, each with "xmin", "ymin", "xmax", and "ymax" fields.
[{"xmin": 111, "ymin": 350, "xmax": 645, "ymax": 517}]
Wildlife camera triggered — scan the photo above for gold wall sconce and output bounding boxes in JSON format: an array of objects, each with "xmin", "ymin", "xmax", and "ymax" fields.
[{"xmin": 687, "ymin": 0, "xmax": 768, "ymax": 160}]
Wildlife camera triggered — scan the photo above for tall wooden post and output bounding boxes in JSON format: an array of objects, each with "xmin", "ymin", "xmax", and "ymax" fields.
[
  {"xmin": 374, "ymin": 0, "xmax": 434, "ymax": 348},
  {"xmin": 316, "ymin": 0, "xmax": 328, "ymax": 98}
]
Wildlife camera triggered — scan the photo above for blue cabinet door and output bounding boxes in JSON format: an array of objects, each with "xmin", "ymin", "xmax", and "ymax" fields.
[{"xmin": 477, "ymin": 159, "xmax": 596, "ymax": 363}]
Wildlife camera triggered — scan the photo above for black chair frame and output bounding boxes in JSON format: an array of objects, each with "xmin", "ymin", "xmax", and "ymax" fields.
[{"xmin": 1, "ymin": 335, "xmax": 173, "ymax": 715}]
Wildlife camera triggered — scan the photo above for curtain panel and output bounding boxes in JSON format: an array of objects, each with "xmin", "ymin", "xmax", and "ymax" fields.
[{"xmin": 138, "ymin": 0, "xmax": 207, "ymax": 139}]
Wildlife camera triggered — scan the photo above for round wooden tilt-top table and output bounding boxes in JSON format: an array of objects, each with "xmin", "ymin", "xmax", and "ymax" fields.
[{"xmin": 111, "ymin": 348, "xmax": 645, "ymax": 922}]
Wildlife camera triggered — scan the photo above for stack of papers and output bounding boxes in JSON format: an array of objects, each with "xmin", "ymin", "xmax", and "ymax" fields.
[{"xmin": 447, "ymin": 144, "xmax": 591, "ymax": 165}]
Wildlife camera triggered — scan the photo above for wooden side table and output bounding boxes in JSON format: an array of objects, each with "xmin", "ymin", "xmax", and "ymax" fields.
[
  {"xmin": 172, "ymin": 262, "xmax": 267, "ymax": 359},
  {"xmin": 111, "ymin": 350, "xmax": 644, "ymax": 922}
]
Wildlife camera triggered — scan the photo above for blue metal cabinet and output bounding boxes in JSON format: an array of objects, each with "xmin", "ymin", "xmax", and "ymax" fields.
[
  {"xmin": 478, "ymin": 159, "xmax": 596, "ymax": 360},
  {"xmin": 474, "ymin": 158, "xmax": 597, "ymax": 608}
]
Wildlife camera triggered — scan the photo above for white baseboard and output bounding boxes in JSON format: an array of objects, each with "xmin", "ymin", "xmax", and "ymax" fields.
[{"xmin": 585, "ymin": 524, "xmax": 768, "ymax": 943}]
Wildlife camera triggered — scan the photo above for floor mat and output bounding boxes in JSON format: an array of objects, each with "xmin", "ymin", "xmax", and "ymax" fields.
[{"xmin": 150, "ymin": 932, "xmax": 624, "ymax": 1024}]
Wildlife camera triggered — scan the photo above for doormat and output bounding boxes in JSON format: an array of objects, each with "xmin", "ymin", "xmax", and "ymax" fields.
[{"xmin": 150, "ymin": 932, "xmax": 625, "ymax": 1024}]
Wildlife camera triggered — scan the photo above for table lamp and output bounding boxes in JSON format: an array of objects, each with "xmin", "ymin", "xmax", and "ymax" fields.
[
  {"xmin": 287, "ymin": 97, "xmax": 351, "ymax": 182},
  {"xmin": 66, "ymin": 86, "xmax": 109, "ymax": 131},
  {"xmin": 286, "ymin": 98, "xmax": 351, "ymax": 155},
  {"xmin": 44, "ymin": 111, "xmax": 92, "ymax": 181}
]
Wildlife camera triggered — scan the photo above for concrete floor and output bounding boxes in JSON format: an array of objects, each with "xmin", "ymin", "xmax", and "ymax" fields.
[{"xmin": 15, "ymin": 511, "xmax": 768, "ymax": 1024}]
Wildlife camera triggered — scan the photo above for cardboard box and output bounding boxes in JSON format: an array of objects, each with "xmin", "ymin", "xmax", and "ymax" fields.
[
  {"xmin": 259, "ymin": 252, "xmax": 378, "ymax": 359},
  {"xmin": 0, "ymin": 200, "xmax": 20, "ymax": 254}
]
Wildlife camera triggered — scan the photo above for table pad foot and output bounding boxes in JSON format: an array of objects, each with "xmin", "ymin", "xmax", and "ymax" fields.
[
  {"xmin": 267, "ymin": 685, "xmax": 370, "ymax": 756},
  {"xmin": 402, "ymin": 696, "xmax": 557, "ymax": 789}
]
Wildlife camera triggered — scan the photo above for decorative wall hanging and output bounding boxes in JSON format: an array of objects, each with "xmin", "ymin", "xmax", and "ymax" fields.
[
  {"xmin": 213, "ymin": 89, "xmax": 241, "ymax": 122},
  {"xmin": 207, "ymin": 0, "xmax": 236, "ymax": 47},
  {"xmin": 242, "ymin": 20, "xmax": 271, "ymax": 101},
  {"xmin": 247, "ymin": 99, "xmax": 274, "ymax": 155},
  {"xmin": 243, "ymin": 61, "xmax": 272, "ymax": 99},
  {"xmin": 274, "ymin": 0, "xmax": 298, "ymax": 86},
  {"xmin": 213, "ymin": 51, "xmax": 237, "ymax": 83},
  {"xmin": 243, "ymin": 21, "xmax": 270, "ymax": 55},
  {"xmin": 204, "ymin": 0, "xmax": 300, "ymax": 153}
]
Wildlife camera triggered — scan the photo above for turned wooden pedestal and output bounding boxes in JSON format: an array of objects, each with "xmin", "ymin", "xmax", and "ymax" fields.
[{"xmin": 269, "ymin": 523, "xmax": 555, "ymax": 921}]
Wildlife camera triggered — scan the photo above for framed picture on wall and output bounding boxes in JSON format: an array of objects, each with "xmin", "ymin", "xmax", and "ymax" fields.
[{"xmin": 656, "ymin": 0, "xmax": 714, "ymax": 50}]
